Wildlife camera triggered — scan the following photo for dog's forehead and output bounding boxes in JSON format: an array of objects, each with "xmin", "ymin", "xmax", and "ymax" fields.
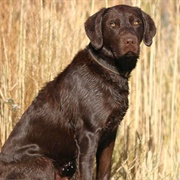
[{"xmin": 105, "ymin": 5, "xmax": 141, "ymax": 18}]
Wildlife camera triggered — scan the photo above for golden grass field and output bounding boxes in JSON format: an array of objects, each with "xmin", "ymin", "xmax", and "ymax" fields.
[{"xmin": 0, "ymin": 0, "xmax": 179, "ymax": 179}]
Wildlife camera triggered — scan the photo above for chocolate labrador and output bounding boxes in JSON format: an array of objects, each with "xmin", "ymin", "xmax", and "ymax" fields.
[{"xmin": 0, "ymin": 4, "xmax": 156, "ymax": 180}]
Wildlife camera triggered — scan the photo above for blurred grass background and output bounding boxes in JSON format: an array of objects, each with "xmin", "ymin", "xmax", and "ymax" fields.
[{"xmin": 0, "ymin": 0, "xmax": 179, "ymax": 179}]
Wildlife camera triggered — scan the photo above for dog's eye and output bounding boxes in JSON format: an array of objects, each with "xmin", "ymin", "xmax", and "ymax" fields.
[
  {"xmin": 110, "ymin": 22, "xmax": 116, "ymax": 27},
  {"xmin": 133, "ymin": 21, "xmax": 140, "ymax": 25}
]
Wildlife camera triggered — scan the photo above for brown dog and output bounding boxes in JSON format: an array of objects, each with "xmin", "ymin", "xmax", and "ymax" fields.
[{"xmin": 0, "ymin": 4, "xmax": 156, "ymax": 180}]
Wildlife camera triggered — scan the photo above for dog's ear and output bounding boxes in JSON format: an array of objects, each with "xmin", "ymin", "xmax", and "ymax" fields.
[
  {"xmin": 84, "ymin": 8, "xmax": 106, "ymax": 50},
  {"xmin": 141, "ymin": 10, "xmax": 156, "ymax": 46}
]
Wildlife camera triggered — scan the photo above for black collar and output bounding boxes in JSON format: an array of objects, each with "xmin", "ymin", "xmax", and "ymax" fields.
[{"xmin": 88, "ymin": 46, "xmax": 131, "ymax": 78}]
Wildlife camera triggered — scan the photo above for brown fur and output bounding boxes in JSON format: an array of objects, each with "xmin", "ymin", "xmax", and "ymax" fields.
[{"xmin": 0, "ymin": 5, "xmax": 156, "ymax": 180}]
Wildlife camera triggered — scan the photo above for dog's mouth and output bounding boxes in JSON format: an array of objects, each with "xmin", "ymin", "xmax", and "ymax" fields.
[
  {"xmin": 117, "ymin": 51, "xmax": 139, "ymax": 60},
  {"xmin": 113, "ymin": 45, "xmax": 139, "ymax": 59},
  {"xmin": 124, "ymin": 51, "xmax": 138, "ymax": 57}
]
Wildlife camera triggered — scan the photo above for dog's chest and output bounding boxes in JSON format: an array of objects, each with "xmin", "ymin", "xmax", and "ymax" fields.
[
  {"xmin": 106, "ymin": 92, "xmax": 128, "ymax": 129},
  {"xmin": 102, "ymin": 77, "xmax": 129, "ymax": 131}
]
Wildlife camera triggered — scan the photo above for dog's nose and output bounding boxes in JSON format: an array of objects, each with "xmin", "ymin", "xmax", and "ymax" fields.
[{"xmin": 124, "ymin": 37, "xmax": 136, "ymax": 45}]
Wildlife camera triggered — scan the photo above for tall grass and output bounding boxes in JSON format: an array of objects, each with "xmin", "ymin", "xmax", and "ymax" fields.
[{"xmin": 0, "ymin": 0, "xmax": 179, "ymax": 179}]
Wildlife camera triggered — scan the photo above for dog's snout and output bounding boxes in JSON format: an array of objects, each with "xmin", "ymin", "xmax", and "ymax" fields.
[
  {"xmin": 120, "ymin": 34, "xmax": 139, "ymax": 56},
  {"xmin": 124, "ymin": 37, "xmax": 137, "ymax": 45}
]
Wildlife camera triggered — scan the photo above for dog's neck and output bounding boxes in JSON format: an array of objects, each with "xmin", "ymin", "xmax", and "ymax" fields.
[
  {"xmin": 87, "ymin": 44, "xmax": 137, "ymax": 78},
  {"xmin": 88, "ymin": 46, "xmax": 120, "ymax": 75}
]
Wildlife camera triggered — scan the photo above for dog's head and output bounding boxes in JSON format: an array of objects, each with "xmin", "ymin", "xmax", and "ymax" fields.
[{"xmin": 85, "ymin": 5, "xmax": 156, "ymax": 60}]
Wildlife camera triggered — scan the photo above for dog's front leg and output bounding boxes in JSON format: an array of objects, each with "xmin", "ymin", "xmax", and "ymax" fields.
[
  {"xmin": 75, "ymin": 131, "xmax": 98, "ymax": 180},
  {"xmin": 96, "ymin": 130, "xmax": 118, "ymax": 180}
]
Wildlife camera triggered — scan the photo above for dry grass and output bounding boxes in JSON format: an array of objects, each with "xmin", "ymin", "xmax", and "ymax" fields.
[{"xmin": 0, "ymin": 0, "xmax": 179, "ymax": 179}]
